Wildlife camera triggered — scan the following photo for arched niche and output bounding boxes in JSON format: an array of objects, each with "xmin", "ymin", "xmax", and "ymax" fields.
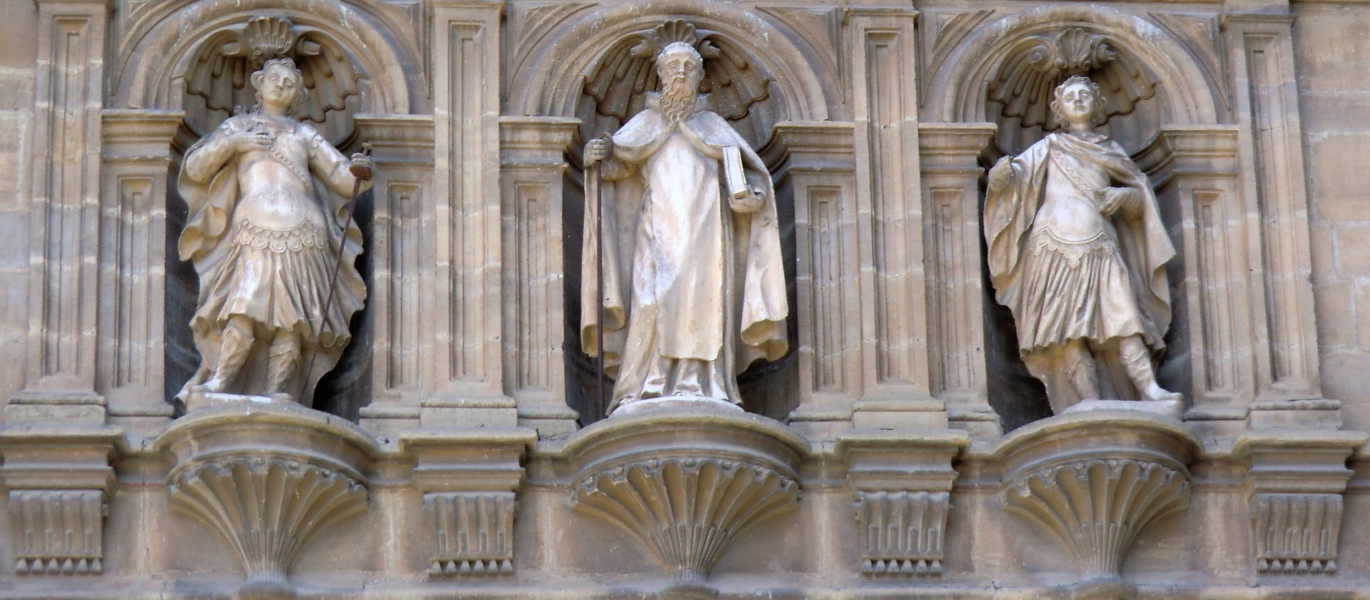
[
  {"xmin": 511, "ymin": 3, "xmax": 830, "ymax": 424},
  {"xmin": 107, "ymin": 1, "xmax": 422, "ymax": 419},
  {"xmin": 112, "ymin": 0, "xmax": 423, "ymax": 117},
  {"xmin": 930, "ymin": 7, "xmax": 1225, "ymax": 157},
  {"xmin": 926, "ymin": 7, "xmax": 1227, "ymax": 431}
]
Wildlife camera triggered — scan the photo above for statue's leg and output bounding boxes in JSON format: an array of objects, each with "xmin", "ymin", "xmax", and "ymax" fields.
[
  {"xmin": 264, "ymin": 329, "xmax": 300, "ymax": 395},
  {"xmin": 1063, "ymin": 339, "xmax": 1101, "ymax": 402},
  {"xmin": 203, "ymin": 315, "xmax": 255, "ymax": 393},
  {"xmin": 1118, "ymin": 335, "xmax": 1182, "ymax": 401}
]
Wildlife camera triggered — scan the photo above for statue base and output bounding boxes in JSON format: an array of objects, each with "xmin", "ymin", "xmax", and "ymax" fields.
[
  {"xmin": 1062, "ymin": 398, "xmax": 1183, "ymax": 421},
  {"xmin": 613, "ymin": 396, "xmax": 743, "ymax": 417},
  {"xmin": 179, "ymin": 391, "xmax": 295, "ymax": 414}
]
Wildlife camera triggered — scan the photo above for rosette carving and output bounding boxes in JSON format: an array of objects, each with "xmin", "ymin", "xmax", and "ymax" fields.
[
  {"xmin": 572, "ymin": 457, "xmax": 799, "ymax": 582},
  {"xmin": 1002, "ymin": 458, "xmax": 1190, "ymax": 578},
  {"xmin": 168, "ymin": 456, "xmax": 368, "ymax": 587}
]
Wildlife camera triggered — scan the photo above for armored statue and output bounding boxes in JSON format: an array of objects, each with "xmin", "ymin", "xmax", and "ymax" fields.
[
  {"xmin": 176, "ymin": 57, "xmax": 374, "ymax": 404},
  {"xmin": 581, "ymin": 41, "xmax": 788, "ymax": 415},
  {"xmin": 984, "ymin": 75, "xmax": 1181, "ymax": 414}
]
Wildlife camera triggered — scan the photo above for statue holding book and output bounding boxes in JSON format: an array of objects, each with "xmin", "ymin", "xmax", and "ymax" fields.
[{"xmin": 581, "ymin": 41, "xmax": 788, "ymax": 415}]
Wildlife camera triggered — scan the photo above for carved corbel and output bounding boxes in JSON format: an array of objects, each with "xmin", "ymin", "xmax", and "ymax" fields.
[
  {"xmin": 0, "ymin": 426, "xmax": 120, "ymax": 577},
  {"xmin": 837, "ymin": 430, "xmax": 967, "ymax": 578},
  {"xmin": 159, "ymin": 404, "xmax": 378, "ymax": 597},
  {"xmin": 402, "ymin": 429, "xmax": 535, "ymax": 578},
  {"xmin": 995, "ymin": 411, "xmax": 1199, "ymax": 586},
  {"xmin": 566, "ymin": 406, "xmax": 804, "ymax": 584},
  {"xmin": 1236, "ymin": 429, "xmax": 1368, "ymax": 575}
]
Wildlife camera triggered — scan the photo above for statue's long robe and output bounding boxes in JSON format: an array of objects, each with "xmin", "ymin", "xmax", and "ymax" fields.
[
  {"xmin": 176, "ymin": 114, "xmax": 366, "ymax": 404},
  {"xmin": 581, "ymin": 94, "xmax": 788, "ymax": 412},
  {"xmin": 984, "ymin": 132, "xmax": 1175, "ymax": 356}
]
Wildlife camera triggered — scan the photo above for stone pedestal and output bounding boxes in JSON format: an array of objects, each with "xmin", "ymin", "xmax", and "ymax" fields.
[
  {"xmin": 995, "ymin": 411, "xmax": 1200, "ymax": 588},
  {"xmin": 158, "ymin": 403, "xmax": 378, "ymax": 598},
  {"xmin": 562, "ymin": 404, "xmax": 805, "ymax": 584}
]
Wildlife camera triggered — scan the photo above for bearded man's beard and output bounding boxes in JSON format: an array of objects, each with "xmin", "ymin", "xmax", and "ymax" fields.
[{"xmin": 660, "ymin": 75, "xmax": 696, "ymax": 123}]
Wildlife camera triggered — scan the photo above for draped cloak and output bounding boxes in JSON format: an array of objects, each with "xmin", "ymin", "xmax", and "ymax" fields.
[
  {"xmin": 580, "ymin": 94, "xmax": 788, "ymax": 412},
  {"xmin": 176, "ymin": 114, "xmax": 366, "ymax": 404},
  {"xmin": 984, "ymin": 132, "xmax": 1175, "ymax": 356}
]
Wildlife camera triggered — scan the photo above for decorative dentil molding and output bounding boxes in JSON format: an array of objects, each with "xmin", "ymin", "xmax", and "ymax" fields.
[
  {"xmin": 424, "ymin": 492, "xmax": 516, "ymax": 577},
  {"xmin": 1250, "ymin": 493, "xmax": 1340, "ymax": 575},
  {"xmin": 10, "ymin": 490, "xmax": 107, "ymax": 576},
  {"xmin": 854, "ymin": 490, "xmax": 948, "ymax": 577},
  {"xmin": 1002, "ymin": 458, "xmax": 1190, "ymax": 579},
  {"xmin": 573, "ymin": 457, "xmax": 799, "ymax": 582},
  {"xmin": 168, "ymin": 456, "xmax": 368, "ymax": 586}
]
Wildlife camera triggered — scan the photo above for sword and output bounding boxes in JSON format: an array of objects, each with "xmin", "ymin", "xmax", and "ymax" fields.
[{"xmin": 299, "ymin": 142, "xmax": 373, "ymax": 401}]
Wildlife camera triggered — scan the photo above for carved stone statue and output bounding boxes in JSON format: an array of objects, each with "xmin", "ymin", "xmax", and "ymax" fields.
[
  {"xmin": 582, "ymin": 41, "xmax": 788, "ymax": 415},
  {"xmin": 984, "ymin": 75, "xmax": 1180, "ymax": 414},
  {"xmin": 176, "ymin": 57, "xmax": 374, "ymax": 405}
]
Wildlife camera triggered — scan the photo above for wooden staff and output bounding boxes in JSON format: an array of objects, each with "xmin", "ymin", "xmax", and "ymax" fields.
[
  {"xmin": 590, "ymin": 134, "xmax": 613, "ymax": 419},
  {"xmin": 299, "ymin": 143, "xmax": 372, "ymax": 401}
]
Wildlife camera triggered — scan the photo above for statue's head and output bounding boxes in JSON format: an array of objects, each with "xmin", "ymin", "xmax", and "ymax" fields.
[
  {"xmin": 250, "ymin": 57, "xmax": 308, "ymax": 116},
  {"xmin": 656, "ymin": 42, "xmax": 703, "ymax": 122},
  {"xmin": 1049, "ymin": 75, "xmax": 1107, "ymax": 128},
  {"xmin": 656, "ymin": 42, "xmax": 704, "ymax": 91}
]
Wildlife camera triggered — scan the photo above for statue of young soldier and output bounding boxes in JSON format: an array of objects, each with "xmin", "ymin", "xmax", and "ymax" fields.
[
  {"xmin": 176, "ymin": 57, "xmax": 374, "ymax": 405},
  {"xmin": 984, "ymin": 75, "xmax": 1182, "ymax": 414},
  {"xmin": 581, "ymin": 41, "xmax": 789, "ymax": 415}
]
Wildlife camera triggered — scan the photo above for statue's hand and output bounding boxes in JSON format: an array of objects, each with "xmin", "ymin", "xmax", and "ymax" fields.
[
  {"xmin": 349, "ymin": 153, "xmax": 375, "ymax": 181},
  {"xmin": 584, "ymin": 137, "xmax": 612, "ymax": 165},
  {"xmin": 1097, "ymin": 187, "xmax": 1141, "ymax": 218},
  {"xmin": 233, "ymin": 129, "xmax": 273, "ymax": 153},
  {"xmin": 988, "ymin": 156, "xmax": 1014, "ymax": 190},
  {"xmin": 730, "ymin": 185, "xmax": 765, "ymax": 214}
]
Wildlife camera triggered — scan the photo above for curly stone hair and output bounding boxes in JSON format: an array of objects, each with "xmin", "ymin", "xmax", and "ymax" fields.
[
  {"xmin": 1049, "ymin": 75, "xmax": 1108, "ymax": 126},
  {"xmin": 250, "ymin": 57, "xmax": 309, "ymax": 117}
]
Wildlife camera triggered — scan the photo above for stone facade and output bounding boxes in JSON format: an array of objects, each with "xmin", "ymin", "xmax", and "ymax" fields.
[{"xmin": 0, "ymin": 0, "xmax": 1367, "ymax": 598}]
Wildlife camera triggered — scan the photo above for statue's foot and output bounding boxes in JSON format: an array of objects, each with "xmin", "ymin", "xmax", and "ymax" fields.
[
  {"xmin": 1143, "ymin": 383, "xmax": 1182, "ymax": 402},
  {"xmin": 200, "ymin": 377, "xmax": 230, "ymax": 394}
]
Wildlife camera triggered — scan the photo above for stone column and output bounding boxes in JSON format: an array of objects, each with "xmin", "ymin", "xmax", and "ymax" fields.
[
  {"xmin": 355, "ymin": 114, "xmax": 435, "ymax": 435},
  {"xmin": 1148, "ymin": 126, "xmax": 1251, "ymax": 437},
  {"xmin": 918, "ymin": 124, "xmax": 1000, "ymax": 439},
  {"xmin": 848, "ymin": 7, "xmax": 943, "ymax": 430},
  {"xmin": 96, "ymin": 110, "xmax": 181, "ymax": 434},
  {"xmin": 424, "ymin": 0, "xmax": 516, "ymax": 427},
  {"xmin": 498, "ymin": 117, "xmax": 581, "ymax": 436},
  {"xmin": 773, "ymin": 122, "xmax": 861, "ymax": 439},
  {"xmin": 10, "ymin": 0, "xmax": 112, "ymax": 424},
  {"xmin": 1223, "ymin": 7, "xmax": 1335, "ymax": 426}
]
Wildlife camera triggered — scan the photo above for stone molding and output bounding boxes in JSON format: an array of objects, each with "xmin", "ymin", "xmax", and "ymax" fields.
[
  {"xmin": 561, "ymin": 405, "xmax": 806, "ymax": 584},
  {"xmin": 993, "ymin": 411, "xmax": 1200, "ymax": 584},
  {"xmin": 400, "ymin": 427, "xmax": 535, "ymax": 579},
  {"xmin": 838, "ymin": 428, "xmax": 968, "ymax": 578},
  {"xmin": 1235, "ymin": 429, "xmax": 1368, "ymax": 576},
  {"xmin": 0, "ymin": 425, "xmax": 119, "ymax": 579},
  {"xmin": 423, "ymin": 492, "xmax": 516, "ymax": 577}
]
